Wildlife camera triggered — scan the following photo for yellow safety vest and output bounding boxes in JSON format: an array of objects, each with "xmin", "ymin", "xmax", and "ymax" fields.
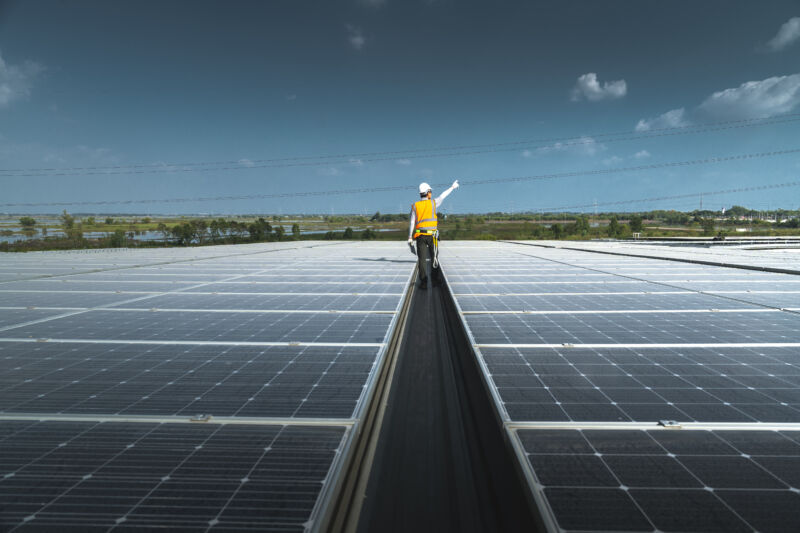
[{"xmin": 413, "ymin": 199, "xmax": 437, "ymax": 238}]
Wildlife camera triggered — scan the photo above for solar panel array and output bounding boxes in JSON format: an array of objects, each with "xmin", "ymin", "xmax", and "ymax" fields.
[
  {"xmin": 441, "ymin": 241, "xmax": 800, "ymax": 533},
  {"xmin": 0, "ymin": 242, "xmax": 414, "ymax": 532},
  {"xmin": 541, "ymin": 239, "xmax": 800, "ymax": 273}
]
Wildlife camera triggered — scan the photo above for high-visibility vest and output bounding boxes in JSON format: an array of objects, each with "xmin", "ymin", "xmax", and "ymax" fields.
[{"xmin": 413, "ymin": 199, "xmax": 437, "ymax": 238}]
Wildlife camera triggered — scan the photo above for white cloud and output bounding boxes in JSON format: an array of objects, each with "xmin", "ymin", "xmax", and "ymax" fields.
[
  {"xmin": 535, "ymin": 136, "xmax": 605, "ymax": 157},
  {"xmin": 346, "ymin": 24, "xmax": 366, "ymax": 51},
  {"xmin": 633, "ymin": 150, "xmax": 651, "ymax": 159},
  {"xmin": 697, "ymin": 74, "xmax": 800, "ymax": 119},
  {"xmin": 349, "ymin": 158, "xmax": 364, "ymax": 166},
  {"xmin": 0, "ymin": 51, "xmax": 44, "ymax": 108},
  {"xmin": 635, "ymin": 108, "xmax": 689, "ymax": 132},
  {"xmin": 768, "ymin": 17, "xmax": 800, "ymax": 51},
  {"xmin": 635, "ymin": 73, "xmax": 800, "ymax": 130},
  {"xmin": 396, "ymin": 158, "xmax": 412, "ymax": 165},
  {"xmin": 570, "ymin": 72, "xmax": 627, "ymax": 102},
  {"xmin": 238, "ymin": 158, "xmax": 255, "ymax": 167},
  {"xmin": 521, "ymin": 149, "xmax": 533, "ymax": 158}
]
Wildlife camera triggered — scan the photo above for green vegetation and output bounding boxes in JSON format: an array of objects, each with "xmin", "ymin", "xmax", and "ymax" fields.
[
  {"xmin": 19, "ymin": 217, "xmax": 36, "ymax": 228},
  {"xmin": 1, "ymin": 205, "xmax": 799, "ymax": 252}
]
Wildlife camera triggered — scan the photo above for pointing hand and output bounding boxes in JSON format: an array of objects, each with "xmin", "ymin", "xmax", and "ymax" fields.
[{"xmin": 452, "ymin": 180, "xmax": 459, "ymax": 189}]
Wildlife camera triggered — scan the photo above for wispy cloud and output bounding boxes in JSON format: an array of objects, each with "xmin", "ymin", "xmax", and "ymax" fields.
[
  {"xmin": 767, "ymin": 17, "xmax": 800, "ymax": 52},
  {"xmin": 348, "ymin": 158, "xmax": 364, "ymax": 166},
  {"xmin": 535, "ymin": 136, "xmax": 606, "ymax": 156},
  {"xmin": 346, "ymin": 24, "xmax": 366, "ymax": 51},
  {"xmin": 635, "ymin": 73, "xmax": 800, "ymax": 129},
  {"xmin": 238, "ymin": 158, "xmax": 255, "ymax": 167},
  {"xmin": 697, "ymin": 74, "xmax": 800, "ymax": 119},
  {"xmin": 521, "ymin": 149, "xmax": 533, "ymax": 158},
  {"xmin": 635, "ymin": 108, "xmax": 689, "ymax": 131},
  {"xmin": 570, "ymin": 72, "xmax": 627, "ymax": 102},
  {"xmin": 602, "ymin": 150, "xmax": 652, "ymax": 166},
  {"xmin": 0, "ymin": 51, "xmax": 45, "ymax": 108},
  {"xmin": 602, "ymin": 155, "xmax": 623, "ymax": 166},
  {"xmin": 318, "ymin": 166, "xmax": 342, "ymax": 176},
  {"xmin": 396, "ymin": 158, "xmax": 412, "ymax": 165}
]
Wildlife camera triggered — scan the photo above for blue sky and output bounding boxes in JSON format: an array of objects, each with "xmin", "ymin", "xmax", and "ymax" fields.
[{"xmin": 1, "ymin": 0, "xmax": 799, "ymax": 214}]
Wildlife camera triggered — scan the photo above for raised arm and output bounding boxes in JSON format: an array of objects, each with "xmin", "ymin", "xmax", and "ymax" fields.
[{"xmin": 434, "ymin": 180, "xmax": 460, "ymax": 208}]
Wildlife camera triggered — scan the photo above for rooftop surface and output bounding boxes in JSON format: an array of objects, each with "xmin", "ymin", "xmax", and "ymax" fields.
[{"xmin": 1, "ymin": 240, "xmax": 799, "ymax": 532}]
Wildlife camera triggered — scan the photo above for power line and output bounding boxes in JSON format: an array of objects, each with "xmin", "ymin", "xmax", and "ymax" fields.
[
  {"xmin": 2, "ymin": 114, "xmax": 800, "ymax": 177},
  {"xmin": 2, "ymin": 146, "xmax": 799, "ymax": 208},
  {"xmin": 537, "ymin": 181, "xmax": 800, "ymax": 212}
]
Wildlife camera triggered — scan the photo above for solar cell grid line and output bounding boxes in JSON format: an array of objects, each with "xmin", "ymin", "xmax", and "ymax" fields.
[
  {"xmin": 441, "ymin": 242, "xmax": 800, "ymax": 533},
  {"xmin": 498, "ymin": 242, "xmax": 800, "ymax": 315},
  {"xmin": 509, "ymin": 427, "xmax": 800, "ymax": 533},
  {"xmin": 0, "ymin": 421, "xmax": 348, "ymax": 532},
  {"xmin": 0, "ymin": 343, "xmax": 381, "ymax": 419},
  {"xmin": 480, "ymin": 346, "xmax": 800, "ymax": 423},
  {"xmin": 454, "ymin": 292, "xmax": 763, "ymax": 312},
  {"xmin": 463, "ymin": 310, "xmax": 800, "ymax": 345},
  {"xmin": 0, "ymin": 291, "xmax": 160, "ymax": 308},
  {"xmin": 1, "ymin": 309, "xmax": 394, "ymax": 343},
  {"xmin": 0, "ymin": 244, "xmax": 371, "ymax": 335},
  {"xmin": 0, "ymin": 241, "xmax": 329, "ymax": 284},
  {"xmin": 0, "ymin": 243, "xmax": 415, "ymax": 532}
]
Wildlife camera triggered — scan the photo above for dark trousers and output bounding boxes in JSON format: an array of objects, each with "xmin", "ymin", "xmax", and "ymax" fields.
[{"xmin": 415, "ymin": 234, "xmax": 439, "ymax": 285}]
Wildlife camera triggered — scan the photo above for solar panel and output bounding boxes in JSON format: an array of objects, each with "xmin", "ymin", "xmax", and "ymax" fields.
[
  {"xmin": 464, "ymin": 310, "xmax": 800, "ymax": 345},
  {"xmin": 0, "ymin": 420, "xmax": 346, "ymax": 532},
  {"xmin": 0, "ymin": 309, "xmax": 69, "ymax": 329},
  {"xmin": 0, "ymin": 291, "xmax": 147, "ymax": 308},
  {"xmin": 110, "ymin": 293, "xmax": 402, "ymax": 311},
  {"xmin": 5, "ymin": 309, "xmax": 394, "ymax": 343},
  {"xmin": 483, "ymin": 346, "xmax": 800, "ymax": 423},
  {"xmin": 0, "ymin": 342, "xmax": 380, "ymax": 418},
  {"xmin": 441, "ymin": 241, "xmax": 800, "ymax": 533},
  {"xmin": 455, "ymin": 292, "xmax": 760, "ymax": 312},
  {"xmin": 514, "ymin": 428, "xmax": 800, "ymax": 533},
  {"xmin": 0, "ymin": 241, "xmax": 415, "ymax": 531}
]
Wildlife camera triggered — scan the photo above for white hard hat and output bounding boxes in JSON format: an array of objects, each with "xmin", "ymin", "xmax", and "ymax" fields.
[{"xmin": 418, "ymin": 182, "xmax": 431, "ymax": 194}]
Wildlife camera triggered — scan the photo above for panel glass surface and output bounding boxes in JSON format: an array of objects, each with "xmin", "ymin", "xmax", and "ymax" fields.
[
  {"xmin": 0, "ymin": 342, "xmax": 380, "ymax": 418},
  {"xmin": 484, "ymin": 346, "xmax": 800, "ymax": 422},
  {"xmin": 113, "ymin": 293, "xmax": 401, "ymax": 312},
  {"xmin": 456, "ymin": 292, "xmax": 759, "ymax": 312},
  {"xmin": 465, "ymin": 311, "xmax": 800, "ymax": 345},
  {"xmin": 516, "ymin": 428, "xmax": 800, "ymax": 533},
  {"xmin": 0, "ymin": 421, "xmax": 346, "ymax": 532},
  {"xmin": 6, "ymin": 310, "xmax": 393, "ymax": 343}
]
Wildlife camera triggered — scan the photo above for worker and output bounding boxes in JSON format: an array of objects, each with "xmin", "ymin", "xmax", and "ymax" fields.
[{"xmin": 408, "ymin": 180, "xmax": 459, "ymax": 289}]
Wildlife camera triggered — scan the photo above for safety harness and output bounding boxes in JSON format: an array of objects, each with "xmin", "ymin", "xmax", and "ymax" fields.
[{"xmin": 413, "ymin": 198, "xmax": 440, "ymax": 268}]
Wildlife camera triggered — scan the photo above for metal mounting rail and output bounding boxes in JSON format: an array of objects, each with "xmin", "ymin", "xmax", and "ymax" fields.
[{"xmin": 0, "ymin": 412, "xmax": 354, "ymax": 427}]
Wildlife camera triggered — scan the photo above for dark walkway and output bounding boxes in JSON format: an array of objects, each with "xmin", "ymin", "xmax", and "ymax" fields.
[{"xmin": 356, "ymin": 278, "xmax": 542, "ymax": 533}]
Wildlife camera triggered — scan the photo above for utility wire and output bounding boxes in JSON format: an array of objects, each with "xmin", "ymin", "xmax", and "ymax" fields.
[
  {"xmin": 2, "ymin": 114, "xmax": 800, "ymax": 177},
  {"xmin": 2, "ymin": 147, "xmax": 799, "ymax": 208},
  {"xmin": 537, "ymin": 181, "xmax": 800, "ymax": 212}
]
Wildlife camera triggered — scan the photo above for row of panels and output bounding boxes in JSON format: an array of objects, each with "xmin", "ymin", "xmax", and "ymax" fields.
[
  {"xmin": 442, "ymin": 241, "xmax": 800, "ymax": 533},
  {"xmin": 0, "ymin": 241, "xmax": 416, "ymax": 532}
]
